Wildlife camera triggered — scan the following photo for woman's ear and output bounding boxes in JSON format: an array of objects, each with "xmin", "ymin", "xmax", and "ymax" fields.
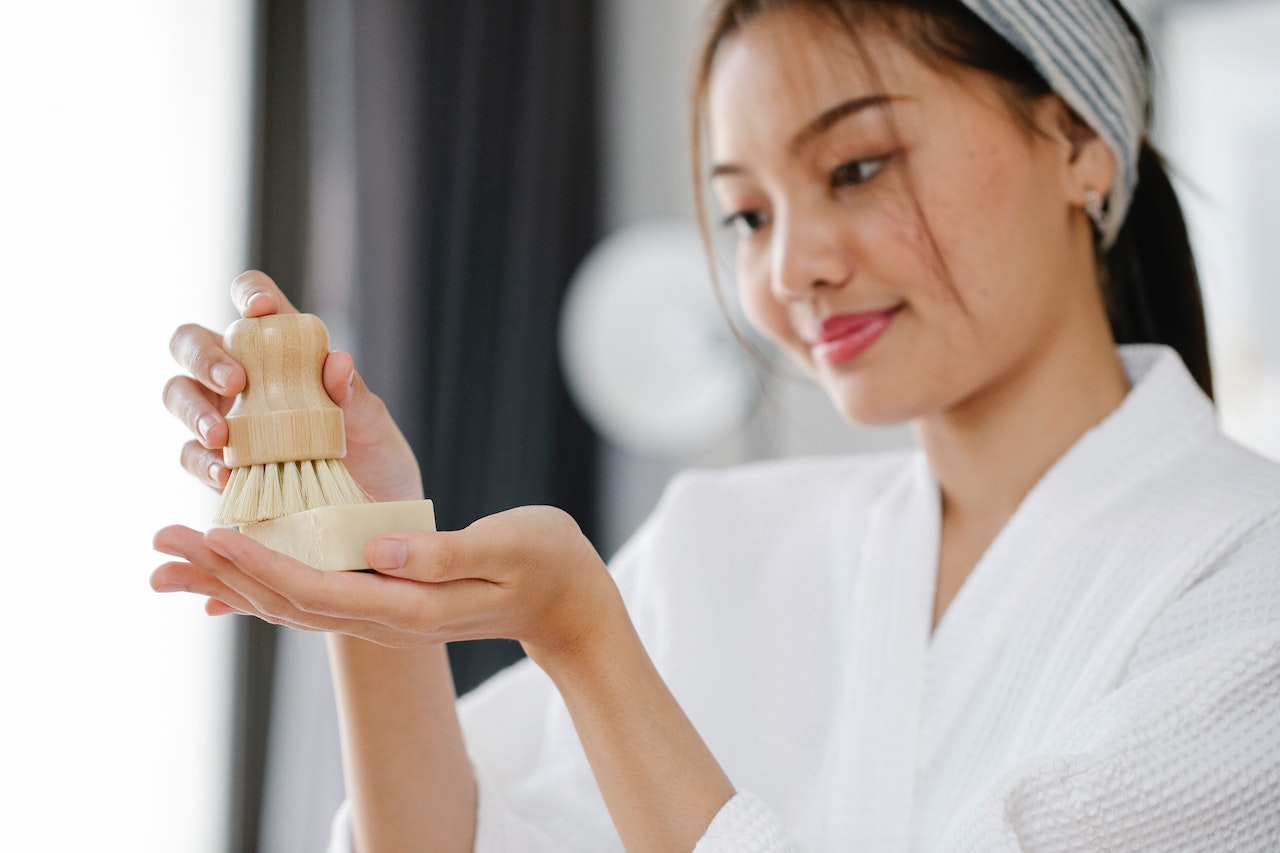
[{"xmin": 1047, "ymin": 96, "xmax": 1117, "ymax": 207}]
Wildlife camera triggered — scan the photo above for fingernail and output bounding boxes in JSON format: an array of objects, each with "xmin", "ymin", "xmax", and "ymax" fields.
[
  {"xmin": 155, "ymin": 582, "xmax": 188, "ymax": 593},
  {"xmin": 208, "ymin": 461, "xmax": 225, "ymax": 486},
  {"xmin": 245, "ymin": 291, "xmax": 268, "ymax": 313},
  {"xmin": 368, "ymin": 538, "xmax": 407, "ymax": 570},
  {"xmin": 197, "ymin": 414, "xmax": 218, "ymax": 444},
  {"xmin": 211, "ymin": 362, "xmax": 235, "ymax": 392}
]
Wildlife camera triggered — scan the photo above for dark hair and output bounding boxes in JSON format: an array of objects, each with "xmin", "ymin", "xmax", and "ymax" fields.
[{"xmin": 690, "ymin": 0, "xmax": 1214, "ymax": 399}]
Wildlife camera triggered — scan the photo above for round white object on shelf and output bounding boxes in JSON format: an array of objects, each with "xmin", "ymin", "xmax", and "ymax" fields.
[{"xmin": 559, "ymin": 217, "xmax": 758, "ymax": 459}]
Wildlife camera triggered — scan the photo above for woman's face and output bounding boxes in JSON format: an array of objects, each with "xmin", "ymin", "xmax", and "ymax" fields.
[{"xmin": 707, "ymin": 9, "xmax": 1099, "ymax": 426}]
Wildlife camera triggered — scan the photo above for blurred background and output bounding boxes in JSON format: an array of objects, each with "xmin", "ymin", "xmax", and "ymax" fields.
[{"xmin": 0, "ymin": 1, "xmax": 1275, "ymax": 850}]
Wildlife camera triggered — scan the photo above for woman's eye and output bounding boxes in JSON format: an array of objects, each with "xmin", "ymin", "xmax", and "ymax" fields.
[
  {"xmin": 831, "ymin": 155, "xmax": 889, "ymax": 188},
  {"xmin": 722, "ymin": 209, "xmax": 771, "ymax": 239}
]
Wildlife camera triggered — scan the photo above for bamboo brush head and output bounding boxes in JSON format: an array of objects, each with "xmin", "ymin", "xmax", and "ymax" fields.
[{"xmin": 213, "ymin": 314, "xmax": 369, "ymax": 527}]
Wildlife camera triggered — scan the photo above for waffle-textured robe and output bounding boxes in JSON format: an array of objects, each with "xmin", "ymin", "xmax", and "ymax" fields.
[{"xmin": 328, "ymin": 346, "xmax": 1280, "ymax": 851}]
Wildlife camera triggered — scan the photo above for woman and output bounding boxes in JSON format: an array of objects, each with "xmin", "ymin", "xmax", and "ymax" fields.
[{"xmin": 154, "ymin": 0, "xmax": 1280, "ymax": 850}]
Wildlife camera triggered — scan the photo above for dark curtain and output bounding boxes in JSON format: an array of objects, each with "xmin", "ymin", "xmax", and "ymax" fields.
[
  {"xmin": 230, "ymin": 2, "xmax": 310, "ymax": 851},
  {"xmin": 351, "ymin": 1, "xmax": 601, "ymax": 694},
  {"xmin": 235, "ymin": 1, "xmax": 600, "ymax": 850}
]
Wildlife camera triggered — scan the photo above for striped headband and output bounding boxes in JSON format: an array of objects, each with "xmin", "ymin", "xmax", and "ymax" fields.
[{"xmin": 956, "ymin": 0, "xmax": 1149, "ymax": 247}]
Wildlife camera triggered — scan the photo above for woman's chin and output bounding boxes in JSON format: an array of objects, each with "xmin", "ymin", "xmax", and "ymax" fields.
[{"xmin": 822, "ymin": 378, "xmax": 922, "ymax": 429}]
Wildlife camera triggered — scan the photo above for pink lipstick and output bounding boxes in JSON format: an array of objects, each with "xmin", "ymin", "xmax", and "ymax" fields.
[{"xmin": 811, "ymin": 306, "xmax": 900, "ymax": 366}]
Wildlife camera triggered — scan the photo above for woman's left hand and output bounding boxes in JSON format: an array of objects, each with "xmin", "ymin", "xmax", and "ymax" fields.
[{"xmin": 151, "ymin": 505, "xmax": 622, "ymax": 665}]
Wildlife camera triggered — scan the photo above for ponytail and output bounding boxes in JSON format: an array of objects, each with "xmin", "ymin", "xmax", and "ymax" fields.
[{"xmin": 1104, "ymin": 141, "xmax": 1214, "ymax": 400}]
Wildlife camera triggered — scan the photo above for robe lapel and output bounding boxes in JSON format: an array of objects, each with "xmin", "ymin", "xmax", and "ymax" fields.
[
  {"xmin": 823, "ymin": 451, "xmax": 939, "ymax": 849},
  {"xmin": 917, "ymin": 346, "xmax": 1219, "ymax": 774}
]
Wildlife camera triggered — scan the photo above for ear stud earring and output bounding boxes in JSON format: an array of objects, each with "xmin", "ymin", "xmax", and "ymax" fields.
[{"xmin": 1083, "ymin": 187, "xmax": 1109, "ymax": 233}]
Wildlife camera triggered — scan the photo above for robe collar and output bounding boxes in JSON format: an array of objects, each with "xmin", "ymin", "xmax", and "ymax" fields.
[
  {"xmin": 824, "ymin": 345, "xmax": 1215, "ymax": 848},
  {"xmin": 918, "ymin": 344, "xmax": 1217, "ymax": 770}
]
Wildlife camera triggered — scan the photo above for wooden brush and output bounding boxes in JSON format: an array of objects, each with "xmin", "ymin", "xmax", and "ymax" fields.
[{"xmin": 213, "ymin": 313, "xmax": 369, "ymax": 527}]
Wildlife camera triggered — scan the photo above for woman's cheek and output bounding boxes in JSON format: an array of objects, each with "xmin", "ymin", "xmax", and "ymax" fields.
[{"xmin": 735, "ymin": 249, "xmax": 782, "ymax": 336}]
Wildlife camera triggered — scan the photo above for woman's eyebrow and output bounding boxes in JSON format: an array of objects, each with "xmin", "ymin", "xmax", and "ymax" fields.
[
  {"xmin": 710, "ymin": 93, "xmax": 896, "ymax": 180},
  {"xmin": 790, "ymin": 93, "xmax": 894, "ymax": 153}
]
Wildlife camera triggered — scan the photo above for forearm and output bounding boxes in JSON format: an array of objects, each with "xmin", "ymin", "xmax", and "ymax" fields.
[
  {"xmin": 327, "ymin": 634, "xmax": 475, "ymax": 853},
  {"xmin": 531, "ymin": 610, "xmax": 736, "ymax": 853}
]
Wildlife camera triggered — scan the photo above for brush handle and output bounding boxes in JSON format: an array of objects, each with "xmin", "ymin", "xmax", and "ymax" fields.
[{"xmin": 222, "ymin": 313, "xmax": 346, "ymax": 468}]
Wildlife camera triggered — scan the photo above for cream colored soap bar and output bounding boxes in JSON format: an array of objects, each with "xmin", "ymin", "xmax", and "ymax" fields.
[{"xmin": 238, "ymin": 500, "xmax": 436, "ymax": 572}]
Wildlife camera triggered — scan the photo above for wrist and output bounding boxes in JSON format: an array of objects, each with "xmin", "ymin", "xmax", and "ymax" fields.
[
  {"xmin": 523, "ymin": 584, "xmax": 643, "ymax": 693},
  {"xmin": 522, "ymin": 580, "xmax": 736, "ymax": 852},
  {"xmin": 326, "ymin": 632, "xmax": 449, "ymax": 672}
]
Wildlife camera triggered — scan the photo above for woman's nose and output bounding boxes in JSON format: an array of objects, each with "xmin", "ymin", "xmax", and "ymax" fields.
[{"xmin": 770, "ymin": 206, "xmax": 853, "ymax": 301}]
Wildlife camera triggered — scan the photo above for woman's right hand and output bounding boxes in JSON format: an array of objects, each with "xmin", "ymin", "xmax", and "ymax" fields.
[{"xmin": 162, "ymin": 270, "xmax": 423, "ymax": 504}]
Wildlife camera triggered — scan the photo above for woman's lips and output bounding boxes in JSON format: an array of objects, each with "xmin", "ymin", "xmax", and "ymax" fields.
[{"xmin": 811, "ymin": 306, "xmax": 901, "ymax": 366}]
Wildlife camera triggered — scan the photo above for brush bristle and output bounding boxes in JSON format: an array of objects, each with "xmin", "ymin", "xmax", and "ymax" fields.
[{"xmin": 213, "ymin": 458, "xmax": 370, "ymax": 527}]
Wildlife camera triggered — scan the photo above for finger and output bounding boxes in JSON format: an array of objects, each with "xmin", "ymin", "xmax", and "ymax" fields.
[
  {"xmin": 164, "ymin": 374, "xmax": 232, "ymax": 449},
  {"xmin": 151, "ymin": 559, "xmax": 253, "ymax": 613},
  {"xmin": 203, "ymin": 526, "xmax": 504, "ymax": 642},
  {"xmin": 206, "ymin": 599, "xmax": 248, "ymax": 617},
  {"xmin": 153, "ymin": 523, "xmax": 211, "ymax": 558},
  {"xmin": 365, "ymin": 530, "xmax": 464, "ymax": 581},
  {"xmin": 157, "ymin": 556, "xmax": 329, "ymax": 632},
  {"xmin": 231, "ymin": 270, "xmax": 299, "ymax": 318},
  {"xmin": 168, "ymin": 323, "xmax": 246, "ymax": 397},
  {"xmin": 150, "ymin": 561, "xmax": 195, "ymax": 593},
  {"xmin": 365, "ymin": 527, "xmax": 511, "ymax": 584},
  {"xmin": 321, "ymin": 349, "xmax": 358, "ymax": 409},
  {"xmin": 368, "ymin": 507, "xmax": 579, "ymax": 584},
  {"xmin": 155, "ymin": 525, "xmax": 340, "ymax": 630},
  {"xmin": 323, "ymin": 350, "xmax": 393, "ymax": 440},
  {"xmin": 158, "ymin": 525, "xmax": 391, "ymax": 637},
  {"xmin": 154, "ymin": 525, "xmax": 249, "ymax": 587},
  {"xmin": 152, "ymin": 526, "xmax": 265, "ymax": 613},
  {"xmin": 177, "ymin": 439, "xmax": 228, "ymax": 490},
  {"xmin": 202, "ymin": 527, "xmax": 414, "ymax": 631}
]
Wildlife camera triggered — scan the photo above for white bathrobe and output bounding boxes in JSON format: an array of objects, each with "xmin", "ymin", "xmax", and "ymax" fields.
[{"xmin": 329, "ymin": 345, "xmax": 1280, "ymax": 851}]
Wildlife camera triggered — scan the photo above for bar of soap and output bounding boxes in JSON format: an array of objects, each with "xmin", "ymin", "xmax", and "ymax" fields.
[{"xmin": 238, "ymin": 500, "xmax": 436, "ymax": 572}]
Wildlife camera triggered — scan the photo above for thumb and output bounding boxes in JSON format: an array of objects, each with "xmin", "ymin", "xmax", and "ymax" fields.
[
  {"xmin": 322, "ymin": 349, "xmax": 360, "ymax": 409},
  {"xmin": 324, "ymin": 350, "xmax": 406, "ymax": 449},
  {"xmin": 366, "ymin": 530, "xmax": 471, "ymax": 582},
  {"xmin": 231, "ymin": 269, "xmax": 300, "ymax": 317}
]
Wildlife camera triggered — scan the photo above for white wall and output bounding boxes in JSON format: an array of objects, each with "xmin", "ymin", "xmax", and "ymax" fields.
[
  {"xmin": 1158, "ymin": 0, "xmax": 1280, "ymax": 462},
  {"xmin": 0, "ymin": 3, "xmax": 252, "ymax": 850}
]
